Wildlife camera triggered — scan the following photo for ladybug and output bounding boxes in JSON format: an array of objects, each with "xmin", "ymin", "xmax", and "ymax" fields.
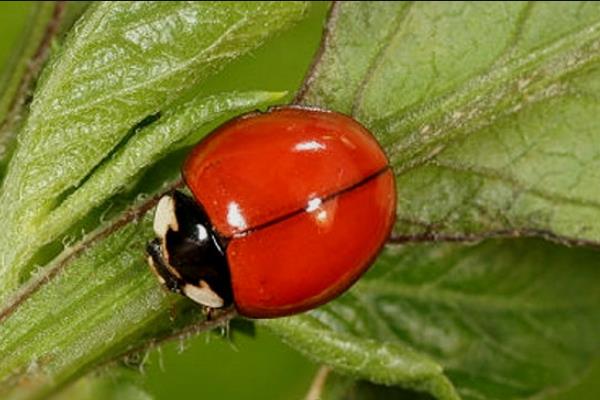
[{"xmin": 146, "ymin": 106, "xmax": 396, "ymax": 318}]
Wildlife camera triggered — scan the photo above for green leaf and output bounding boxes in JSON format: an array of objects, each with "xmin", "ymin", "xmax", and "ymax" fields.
[
  {"xmin": 25, "ymin": 89, "xmax": 285, "ymax": 279},
  {"xmin": 309, "ymin": 368, "xmax": 435, "ymax": 400},
  {"xmin": 0, "ymin": 1, "xmax": 308, "ymax": 296},
  {"xmin": 0, "ymin": 2, "xmax": 88, "ymax": 178},
  {"xmin": 298, "ymin": 2, "xmax": 600, "ymax": 245},
  {"xmin": 272, "ymin": 3, "xmax": 600, "ymax": 397},
  {"xmin": 0, "ymin": 209, "xmax": 231, "ymax": 400},
  {"xmin": 267, "ymin": 311, "xmax": 458, "ymax": 400},
  {"xmin": 265, "ymin": 240, "xmax": 600, "ymax": 399}
]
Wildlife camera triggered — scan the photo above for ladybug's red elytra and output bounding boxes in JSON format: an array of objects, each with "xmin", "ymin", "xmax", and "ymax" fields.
[{"xmin": 147, "ymin": 106, "xmax": 396, "ymax": 318}]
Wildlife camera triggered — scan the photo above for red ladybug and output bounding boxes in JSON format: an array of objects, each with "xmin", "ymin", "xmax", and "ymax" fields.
[{"xmin": 147, "ymin": 106, "xmax": 396, "ymax": 318}]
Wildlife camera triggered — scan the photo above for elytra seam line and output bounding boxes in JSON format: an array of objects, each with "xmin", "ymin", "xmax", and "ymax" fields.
[{"xmin": 228, "ymin": 165, "xmax": 391, "ymax": 239}]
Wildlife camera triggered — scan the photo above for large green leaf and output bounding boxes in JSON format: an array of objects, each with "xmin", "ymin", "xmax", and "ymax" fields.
[
  {"xmin": 298, "ymin": 2, "xmax": 600, "ymax": 245},
  {"xmin": 264, "ymin": 2, "xmax": 600, "ymax": 399},
  {"xmin": 265, "ymin": 240, "xmax": 600, "ymax": 399},
  {"xmin": 0, "ymin": 1, "xmax": 308, "ymax": 296}
]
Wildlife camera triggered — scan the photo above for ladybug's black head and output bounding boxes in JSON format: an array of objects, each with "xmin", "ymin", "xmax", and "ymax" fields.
[{"xmin": 146, "ymin": 191, "xmax": 232, "ymax": 308}]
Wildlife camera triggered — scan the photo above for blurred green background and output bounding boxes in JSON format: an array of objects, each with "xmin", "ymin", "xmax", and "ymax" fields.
[{"xmin": 1, "ymin": 2, "xmax": 598, "ymax": 399}]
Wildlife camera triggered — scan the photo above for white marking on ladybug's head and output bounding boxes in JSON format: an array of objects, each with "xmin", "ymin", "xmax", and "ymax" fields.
[
  {"xmin": 183, "ymin": 281, "xmax": 224, "ymax": 308},
  {"xmin": 196, "ymin": 224, "xmax": 209, "ymax": 241},
  {"xmin": 226, "ymin": 201, "xmax": 247, "ymax": 230},
  {"xmin": 154, "ymin": 195, "xmax": 179, "ymax": 238}
]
